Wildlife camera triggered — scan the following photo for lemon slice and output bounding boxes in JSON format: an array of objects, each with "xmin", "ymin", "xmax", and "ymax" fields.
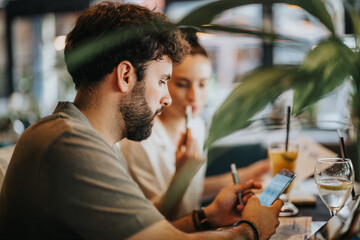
[{"xmin": 319, "ymin": 183, "xmax": 353, "ymax": 191}]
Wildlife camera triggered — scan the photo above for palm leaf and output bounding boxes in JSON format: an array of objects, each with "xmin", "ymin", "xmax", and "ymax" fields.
[
  {"xmin": 205, "ymin": 66, "xmax": 301, "ymax": 148},
  {"xmin": 293, "ymin": 38, "xmax": 356, "ymax": 114},
  {"xmin": 194, "ymin": 24, "xmax": 301, "ymax": 42},
  {"xmin": 345, "ymin": 0, "xmax": 360, "ymax": 41},
  {"xmin": 178, "ymin": 0, "xmax": 334, "ymax": 34}
]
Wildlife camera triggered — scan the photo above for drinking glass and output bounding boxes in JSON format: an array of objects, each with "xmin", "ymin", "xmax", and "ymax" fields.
[
  {"xmin": 268, "ymin": 141, "xmax": 299, "ymax": 216},
  {"xmin": 314, "ymin": 158, "xmax": 354, "ymax": 217}
]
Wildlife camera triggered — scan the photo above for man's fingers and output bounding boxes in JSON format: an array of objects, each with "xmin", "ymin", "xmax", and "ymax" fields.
[
  {"xmin": 242, "ymin": 189, "xmax": 254, "ymax": 195},
  {"xmin": 231, "ymin": 180, "xmax": 263, "ymax": 197},
  {"xmin": 252, "ymin": 181, "xmax": 262, "ymax": 189},
  {"xmin": 271, "ymin": 199, "xmax": 284, "ymax": 212},
  {"xmin": 236, "ymin": 204, "xmax": 244, "ymax": 212},
  {"xmin": 232, "ymin": 179, "xmax": 255, "ymax": 192},
  {"xmin": 247, "ymin": 195, "xmax": 260, "ymax": 205},
  {"xmin": 242, "ymin": 191, "xmax": 255, "ymax": 203}
]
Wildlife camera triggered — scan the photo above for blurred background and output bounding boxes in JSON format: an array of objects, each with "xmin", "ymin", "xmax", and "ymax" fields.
[{"xmin": 0, "ymin": 0, "xmax": 356, "ymax": 167}]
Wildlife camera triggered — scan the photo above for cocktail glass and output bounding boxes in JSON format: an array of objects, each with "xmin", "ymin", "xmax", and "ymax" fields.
[{"xmin": 315, "ymin": 158, "xmax": 354, "ymax": 217}]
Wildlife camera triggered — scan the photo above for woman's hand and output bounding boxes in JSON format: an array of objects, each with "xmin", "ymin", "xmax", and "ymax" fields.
[{"xmin": 175, "ymin": 130, "xmax": 204, "ymax": 172}]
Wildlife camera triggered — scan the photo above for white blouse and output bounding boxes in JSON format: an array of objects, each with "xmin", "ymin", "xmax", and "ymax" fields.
[{"xmin": 118, "ymin": 117, "xmax": 207, "ymax": 219}]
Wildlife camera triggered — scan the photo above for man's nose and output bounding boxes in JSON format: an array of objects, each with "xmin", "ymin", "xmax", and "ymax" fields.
[{"xmin": 161, "ymin": 89, "xmax": 172, "ymax": 107}]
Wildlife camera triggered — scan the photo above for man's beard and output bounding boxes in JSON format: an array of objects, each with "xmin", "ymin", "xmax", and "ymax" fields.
[{"xmin": 119, "ymin": 81, "xmax": 163, "ymax": 141}]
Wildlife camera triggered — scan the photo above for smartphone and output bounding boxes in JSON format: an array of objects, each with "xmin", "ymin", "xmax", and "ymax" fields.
[{"xmin": 259, "ymin": 169, "xmax": 296, "ymax": 206}]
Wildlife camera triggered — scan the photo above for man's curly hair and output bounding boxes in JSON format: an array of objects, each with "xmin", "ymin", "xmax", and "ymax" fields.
[{"xmin": 65, "ymin": 2, "xmax": 190, "ymax": 89}]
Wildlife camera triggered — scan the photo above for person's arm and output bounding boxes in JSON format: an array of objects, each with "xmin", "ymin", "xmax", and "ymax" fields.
[
  {"xmin": 46, "ymin": 133, "xmax": 166, "ymax": 239},
  {"xmin": 128, "ymin": 219, "xmax": 254, "ymax": 240},
  {"xmin": 202, "ymin": 160, "xmax": 270, "ymax": 201},
  {"xmin": 237, "ymin": 160, "xmax": 270, "ymax": 183},
  {"xmin": 129, "ymin": 181, "xmax": 283, "ymax": 240},
  {"xmin": 171, "ymin": 181, "xmax": 259, "ymax": 233},
  {"xmin": 157, "ymin": 130, "xmax": 204, "ymax": 218},
  {"xmin": 202, "ymin": 172, "xmax": 233, "ymax": 201}
]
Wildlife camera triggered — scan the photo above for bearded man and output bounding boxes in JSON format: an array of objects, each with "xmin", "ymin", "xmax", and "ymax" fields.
[{"xmin": 0, "ymin": 2, "xmax": 282, "ymax": 239}]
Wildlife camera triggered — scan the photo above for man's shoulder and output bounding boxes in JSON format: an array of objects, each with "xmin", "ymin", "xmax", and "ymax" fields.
[
  {"xmin": 11, "ymin": 108, "xmax": 125, "ymax": 183},
  {"xmin": 28, "ymin": 101, "xmax": 93, "ymax": 136},
  {"xmin": 25, "ymin": 111, "xmax": 94, "ymax": 143},
  {"xmin": 16, "ymin": 109, "xmax": 111, "ymax": 162}
]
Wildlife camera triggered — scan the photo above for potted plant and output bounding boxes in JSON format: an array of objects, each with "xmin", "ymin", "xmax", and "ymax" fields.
[{"xmin": 177, "ymin": 0, "xmax": 360, "ymax": 163}]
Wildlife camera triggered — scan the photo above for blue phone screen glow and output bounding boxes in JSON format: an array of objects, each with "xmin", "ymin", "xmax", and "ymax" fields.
[{"xmin": 259, "ymin": 173, "xmax": 292, "ymax": 206}]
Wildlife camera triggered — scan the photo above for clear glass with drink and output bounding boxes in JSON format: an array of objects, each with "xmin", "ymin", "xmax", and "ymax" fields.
[
  {"xmin": 268, "ymin": 142, "xmax": 298, "ymax": 175},
  {"xmin": 314, "ymin": 158, "xmax": 354, "ymax": 217},
  {"xmin": 268, "ymin": 141, "xmax": 299, "ymax": 216}
]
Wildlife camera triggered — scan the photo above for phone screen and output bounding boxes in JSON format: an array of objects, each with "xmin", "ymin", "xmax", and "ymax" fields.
[{"xmin": 259, "ymin": 169, "xmax": 296, "ymax": 206}]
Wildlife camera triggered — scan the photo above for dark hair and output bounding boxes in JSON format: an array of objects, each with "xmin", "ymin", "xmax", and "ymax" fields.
[
  {"xmin": 180, "ymin": 27, "xmax": 208, "ymax": 57},
  {"xmin": 64, "ymin": 2, "xmax": 190, "ymax": 89}
]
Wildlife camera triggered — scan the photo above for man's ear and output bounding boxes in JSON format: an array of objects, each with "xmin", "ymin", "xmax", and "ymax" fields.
[{"xmin": 116, "ymin": 61, "xmax": 137, "ymax": 93}]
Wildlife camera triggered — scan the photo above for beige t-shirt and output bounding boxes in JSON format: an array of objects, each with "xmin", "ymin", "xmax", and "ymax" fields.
[{"xmin": 0, "ymin": 102, "xmax": 163, "ymax": 239}]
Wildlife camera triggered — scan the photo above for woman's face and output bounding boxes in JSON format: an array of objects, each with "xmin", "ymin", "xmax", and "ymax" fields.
[{"xmin": 167, "ymin": 54, "xmax": 212, "ymax": 118}]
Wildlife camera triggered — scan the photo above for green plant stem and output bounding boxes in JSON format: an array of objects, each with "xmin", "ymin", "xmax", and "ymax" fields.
[{"xmin": 355, "ymin": 122, "xmax": 360, "ymax": 183}]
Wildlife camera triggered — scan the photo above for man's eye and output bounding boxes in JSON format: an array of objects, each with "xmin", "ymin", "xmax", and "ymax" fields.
[{"xmin": 160, "ymin": 80, "xmax": 167, "ymax": 85}]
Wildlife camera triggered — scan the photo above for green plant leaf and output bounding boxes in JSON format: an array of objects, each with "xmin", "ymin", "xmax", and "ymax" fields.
[
  {"xmin": 345, "ymin": 0, "xmax": 360, "ymax": 41},
  {"xmin": 178, "ymin": 0, "xmax": 334, "ymax": 34},
  {"xmin": 353, "ymin": 52, "xmax": 360, "ymax": 90},
  {"xmin": 193, "ymin": 24, "xmax": 301, "ymax": 42},
  {"xmin": 205, "ymin": 66, "xmax": 300, "ymax": 148},
  {"xmin": 349, "ymin": 52, "xmax": 360, "ymax": 126},
  {"xmin": 293, "ymin": 38, "xmax": 356, "ymax": 114}
]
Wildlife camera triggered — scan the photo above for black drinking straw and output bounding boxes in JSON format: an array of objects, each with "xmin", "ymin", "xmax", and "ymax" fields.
[
  {"xmin": 337, "ymin": 129, "xmax": 356, "ymax": 198},
  {"xmin": 285, "ymin": 106, "xmax": 291, "ymax": 152},
  {"xmin": 337, "ymin": 129, "xmax": 348, "ymax": 160}
]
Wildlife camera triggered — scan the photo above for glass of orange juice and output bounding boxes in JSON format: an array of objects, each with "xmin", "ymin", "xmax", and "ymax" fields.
[
  {"xmin": 268, "ymin": 142, "xmax": 298, "ymax": 175},
  {"xmin": 268, "ymin": 141, "xmax": 299, "ymax": 216}
]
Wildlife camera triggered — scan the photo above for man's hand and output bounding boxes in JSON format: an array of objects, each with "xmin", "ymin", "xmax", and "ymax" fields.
[
  {"xmin": 203, "ymin": 180, "xmax": 262, "ymax": 228},
  {"xmin": 240, "ymin": 197, "xmax": 283, "ymax": 240}
]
